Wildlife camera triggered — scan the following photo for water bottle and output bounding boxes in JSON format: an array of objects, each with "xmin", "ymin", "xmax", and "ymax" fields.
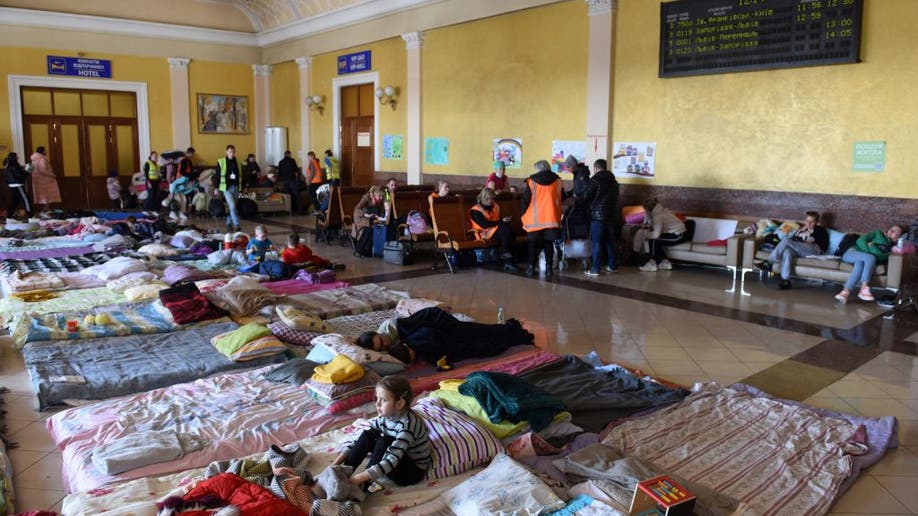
[{"xmin": 497, "ymin": 306, "xmax": 505, "ymax": 324}]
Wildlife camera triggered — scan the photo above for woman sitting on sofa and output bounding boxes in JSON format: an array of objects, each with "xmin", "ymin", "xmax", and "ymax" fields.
[{"xmin": 834, "ymin": 224, "xmax": 904, "ymax": 304}]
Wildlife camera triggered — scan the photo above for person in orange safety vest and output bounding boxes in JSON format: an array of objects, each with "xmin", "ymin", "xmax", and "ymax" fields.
[
  {"xmin": 520, "ymin": 159, "xmax": 564, "ymax": 278},
  {"xmin": 469, "ymin": 187, "xmax": 518, "ymax": 272}
]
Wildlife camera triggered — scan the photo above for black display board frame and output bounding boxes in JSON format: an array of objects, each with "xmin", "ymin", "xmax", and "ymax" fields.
[{"xmin": 659, "ymin": 0, "xmax": 863, "ymax": 78}]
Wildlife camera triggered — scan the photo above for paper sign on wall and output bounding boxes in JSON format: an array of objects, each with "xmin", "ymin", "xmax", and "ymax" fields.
[
  {"xmin": 425, "ymin": 137, "xmax": 449, "ymax": 165},
  {"xmin": 357, "ymin": 132, "xmax": 371, "ymax": 147},
  {"xmin": 551, "ymin": 140, "xmax": 586, "ymax": 173},
  {"xmin": 493, "ymin": 138, "xmax": 523, "ymax": 169},
  {"xmin": 383, "ymin": 134, "xmax": 403, "ymax": 159},
  {"xmin": 612, "ymin": 142, "xmax": 656, "ymax": 179},
  {"xmin": 852, "ymin": 141, "xmax": 885, "ymax": 172}
]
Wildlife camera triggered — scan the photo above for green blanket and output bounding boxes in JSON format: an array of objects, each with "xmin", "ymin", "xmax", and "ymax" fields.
[{"xmin": 458, "ymin": 371, "xmax": 565, "ymax": 432}]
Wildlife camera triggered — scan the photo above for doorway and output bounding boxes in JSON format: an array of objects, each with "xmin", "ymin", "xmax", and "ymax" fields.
[
  {"xmin": 19, "ymin": 87, "xmax": 139, "ymax": 210},
  {"xmin": 339, "ymin": 83, "xmax": 375, "ymax": 186}
]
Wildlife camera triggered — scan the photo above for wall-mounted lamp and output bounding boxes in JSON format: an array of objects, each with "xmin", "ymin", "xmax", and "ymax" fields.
[
  {"xmin": 375, "ymin": 85, "xmax": 398, "ymax": 111},
  {"xmin": 305, "ymin": 95, "xmax": 324, "ymax": 115}
]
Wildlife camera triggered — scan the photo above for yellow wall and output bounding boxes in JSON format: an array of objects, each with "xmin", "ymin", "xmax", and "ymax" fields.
[
  {"xmin": 188, "ymin": 60, "xmax": 256, "ymax": 163},
  {"xmin": 612, "ymin": 0, "xmax": 918, "ymax": 197},
  {"xmin": 310, "ymin": 37, "xmax": 407, "ymax": 173},
  {"xmin": 0, "ymin": 46, "xmax": 172, "ymax": 159},
  {"xmin": 270, "ymin": 60, "xmax": 301, "ymax": 161},
  {"xmin": 422, "ymin": 0, "xmax": 588, "ymax": 179}
]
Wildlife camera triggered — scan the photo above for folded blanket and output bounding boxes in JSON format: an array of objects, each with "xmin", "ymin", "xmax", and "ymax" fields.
[
  {"xmin": 312, "ymin": 354, "xmax": 365, "ymax": 384},
  {"xmin": 6, "ymin": 270, "xmax": 65, "ymax": 292},
  {"xmin": 459, "ymin": 371, "xmax": 565, "ymax": 432},
  {"xmin": 91, "ymin": 430, "xmax": 206, "ymax": 475},
  {"xmin": 212, "ymin": 323, "xmax": 272, "ymax": 357}
]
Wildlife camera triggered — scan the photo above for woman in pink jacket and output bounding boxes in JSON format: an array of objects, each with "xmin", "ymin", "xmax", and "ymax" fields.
[{"xmin": 30, "ymin": 147, "xmax": 61, "ymax": 213}]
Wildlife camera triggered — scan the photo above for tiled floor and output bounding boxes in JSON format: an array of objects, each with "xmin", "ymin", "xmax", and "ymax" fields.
[{"xmin": 2, "ymin": 213, "xmax": 916, "ymax": 514}]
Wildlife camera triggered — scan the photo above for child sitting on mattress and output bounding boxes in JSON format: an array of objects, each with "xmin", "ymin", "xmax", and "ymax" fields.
[
  {"xmin": 280, "ymin": 232, "xmax": 332, "ymax": 268},
  {"xmin": 333, "ymin": 375, "xmax": 430, "ymax": 491},
  {"xmin": 245, "ymin": 224, "xmax": 275, "ymax": 262}
]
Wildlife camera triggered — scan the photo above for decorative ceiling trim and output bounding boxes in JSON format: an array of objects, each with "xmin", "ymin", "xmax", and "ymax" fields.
[
  {"xmin": 0, "ymin": 6, "xmax": 257, "ymax": 47},
  {"xmin": 255, "ymin": 0, "xmax": 445, "ymax": 47}
]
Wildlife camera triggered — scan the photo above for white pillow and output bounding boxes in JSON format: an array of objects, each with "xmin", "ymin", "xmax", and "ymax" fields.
[
  {"xmin": 81, "ymin": 256, "xmax": 147, "ymax": 281},
  {"xmin": 137, "ymin": 243, "xmax": 182, "ymax": 257},
  {"xmin": 395, "ymin": 298, "xmax": 451, "ymax": 317},
  {"xmin": 311, "ymin": 333, "xmax": 405, "ymax": 365},
  {"xmin": 439, "ymin": 453, "xmax": 565, "ymax": 515},
  {"xmin": 106, "ymin": 271, "xmax": 159, "ymax": 294},
  {"xmin": 276, "ymin": 304, "xmax": 331, "ymax": 332}
]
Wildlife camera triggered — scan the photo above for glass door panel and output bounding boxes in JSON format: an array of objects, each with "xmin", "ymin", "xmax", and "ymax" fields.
[
  {"xmin": 114, "ymin": 124, "xmax": 137, "ymax": 175},
  {"xmin": 86, "ymin": 123, "xmax": 110, "ymax": 177},
  {"xmin": 58, "ymin": 123, "xmax": 82, "ymax": 178}
]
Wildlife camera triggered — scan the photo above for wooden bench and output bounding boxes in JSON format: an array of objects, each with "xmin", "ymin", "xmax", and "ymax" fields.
[
  {"xmin": 339, "ymin": 186, "xmax": 368, "ymax": 247},
  {"xmin": 429, "ymin": 194, "xmax": 497, "ymax": 273},
  {"xmin": 314, "ymin": 186, "xmax": 349, "ymax": 246}
]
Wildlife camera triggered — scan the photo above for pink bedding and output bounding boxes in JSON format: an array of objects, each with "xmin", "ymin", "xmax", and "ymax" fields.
[
  {"xmin": 47, "ymin": 365, "xmax": 356, "ymax": 493},
  {"xmin": 406, "ymin": 345, "xmax": 561, "ymax": 394},
  {"xmin": 262, "ymin": 279, "xmax": 349, "ymax": 296}
]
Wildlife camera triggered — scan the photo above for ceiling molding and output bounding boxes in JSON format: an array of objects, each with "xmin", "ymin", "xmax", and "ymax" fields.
[
  {"xmin": 0, "ymin": 6, "xmax": 257, "ymax": 47},
  {"xmin": 256, "ymin": 0, "xmax": 445, "ymax": 47}
]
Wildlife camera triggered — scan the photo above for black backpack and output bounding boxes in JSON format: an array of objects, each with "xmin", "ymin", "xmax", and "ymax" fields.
[
  {"xmin": 237, "ymin": 198, "xmax": 258, "ymax": 219},
  {"xmin": 354, "ymin": 227, "xmax": 374, "ymax": 258},
  {"xmin": 209, "ymin": 198, "xmax": 226, "ymax": 218}
]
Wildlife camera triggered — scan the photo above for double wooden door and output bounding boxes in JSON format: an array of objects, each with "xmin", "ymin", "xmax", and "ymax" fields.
[
  {"xmin": 23, "ymin": 116, "xmax": 138, "ymax": 209},
  {"xmin": 339, "ymin": 84, "xmax": 375, "ymax": 186}
]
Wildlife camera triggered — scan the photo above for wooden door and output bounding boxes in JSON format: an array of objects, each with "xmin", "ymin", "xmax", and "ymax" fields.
[
  {"xmin": 339, "ymin": 84, "xmax": 375, "ymax": 186},
  {"xmin": 53, "ymin": 117, "xmax": 87, "ymax": 209}
]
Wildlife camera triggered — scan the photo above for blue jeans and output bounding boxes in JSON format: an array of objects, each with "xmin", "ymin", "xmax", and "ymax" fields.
[
  {"xmin": 223, "ymin": 186, "xmax": 240, "ymax": 227},
  {"xmin": 841, "ymin": 248, "xmax": 877, "ymax": 291},
  {"xmin": 769, "ymin": 239, "xmax": 822, "ymax": 280},
  {"xmin": 590, "ymin": 220, "xmax": 616, "ymax": 273}
]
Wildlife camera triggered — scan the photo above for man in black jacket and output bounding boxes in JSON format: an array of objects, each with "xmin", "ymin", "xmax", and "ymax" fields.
[
  {"xmin": 2, "ymin": 152, "xmax": 31, "ymax": 220},
  {"xmin": 581, "ymin": 159, "xmax": 619, "ymax": 276},
  {"xmin": 277, "ymin": 150, "xmax": 302, "ymax": 214}
]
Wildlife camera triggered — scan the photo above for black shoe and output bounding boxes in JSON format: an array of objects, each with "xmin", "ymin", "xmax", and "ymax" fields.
[
  {"xmin": 525, "ymin": 266, "xmax": 535, "ymax": 277},
  {"xmin": 756, "ymin": 261, "xmax": 773, "ymax": 272},
  {"xmin": 500, "ymin": 252, "xmax": 513, "ymax": 261},
  {"xmin": 331, "ymin": 263, "xmax": 346, "ymax": 271},
  {"xmin": 778, "ymin": 279, "xmax": 792, "ymax": 290},
  {"xmin": 503, "ymin": 263, "xmax": 519, "ymax": 273},
  {"xmin": 544, "ymin": 268, "xmax": 553, "ymax": 279}
]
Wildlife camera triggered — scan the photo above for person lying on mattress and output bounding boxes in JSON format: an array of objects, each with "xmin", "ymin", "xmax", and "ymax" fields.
[
  {"xmin": 333, "ymin": 375, "xmax": 431, "ymax": 493},
  {"xmin": 355, "ymin": 307, "xmax": 535, "ymax": 370},
  {"xmin": 280, "ymin": 231, "xmax": 344, "ymax": 271}
]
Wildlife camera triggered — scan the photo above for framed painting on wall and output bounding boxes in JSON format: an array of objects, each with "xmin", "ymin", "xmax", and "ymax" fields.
[{"xmin": 197, "ymin": 93, "xmax": 249, "ymax": 134}]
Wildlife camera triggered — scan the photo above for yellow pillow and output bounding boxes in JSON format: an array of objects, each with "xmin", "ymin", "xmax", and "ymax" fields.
[
  {"xmin": 312, "ymin": 354, "xmax": 365, "ymax": 384},
  {"xmin": 438, "ymin": 379, "xmax": 465, "ymax": 392},
  {"xmin": 123, "ymin": 282, "xmax": 169, "ymax": 301}
]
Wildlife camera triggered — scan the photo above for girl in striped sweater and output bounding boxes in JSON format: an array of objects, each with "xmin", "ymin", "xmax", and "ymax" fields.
[{"xmin": 334, "ymin": 376, "xmax": 431, "ymax": 490}]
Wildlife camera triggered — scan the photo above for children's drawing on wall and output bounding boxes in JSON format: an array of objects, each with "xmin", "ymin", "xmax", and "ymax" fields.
[
  {"xmin": 550, "ymin": 140, "xmax": 586, "ymax": 173},
  {"xmin": 612, "ymin": 141, "xmax": 656, "ymax": 179},
  {"xmin": 492, "ymin": 138, "xmax": 523, "ymax": 169},
  {"xmin": 424, "ymin": 137, "xmax": 449, "ymax": 165},
  {"xmin": 383, "ymin": 134, "xmax": 404, "ymax": 160}
]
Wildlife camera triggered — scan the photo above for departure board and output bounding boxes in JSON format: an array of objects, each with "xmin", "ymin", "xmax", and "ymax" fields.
[{"xmin": 660, "ymin": 0, "xmax": 863, "ymax": 78}]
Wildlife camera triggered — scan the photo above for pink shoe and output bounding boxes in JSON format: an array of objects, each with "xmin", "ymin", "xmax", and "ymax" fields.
[
  {"xmin": 857, "ymin": 285, "xmax": 875, "ymax": 302},
  {"xmin": 834, "ymin": 290, "xmax": 849, "ymax": 304}
]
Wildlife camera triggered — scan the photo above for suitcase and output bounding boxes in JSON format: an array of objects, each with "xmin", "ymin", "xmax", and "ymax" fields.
[
  {"xmin": 372, "ymin": 224, "xmax": 389, "ymax": 257},
  {"xmin": 563, "ymin": 239, "xmax": 591, "ymax": 259},
  {"xmin": 383, "ymin": 241, "xmax": 411, "ymax": 265}
]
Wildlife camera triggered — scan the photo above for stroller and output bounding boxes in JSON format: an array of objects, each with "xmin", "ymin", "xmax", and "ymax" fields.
[{"xmin": 556, "ymin": 201, "xmax": 591, "ymax": 271}]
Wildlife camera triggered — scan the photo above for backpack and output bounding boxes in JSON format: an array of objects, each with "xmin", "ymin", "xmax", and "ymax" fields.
[
  {"xmin": 406, "ymin": 210, "xmax": 430, "ymax": 234},
  {"xmin": 237, "ymin": 198, "xmax": 258, "ymax": 219},
  {"xmin": 209, "ymin": 198, "xmax": 226, "ymax": 218},
  {"xmin": 354, "ymin": 227, "xmax": 374, "ymax": 258}
]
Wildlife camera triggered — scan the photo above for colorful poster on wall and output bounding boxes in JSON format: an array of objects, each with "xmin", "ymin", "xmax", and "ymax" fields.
[
  {"xmin": 551, "ymin": 140, "xmax": 587, "ymax": 173},
  {"xmin": 424, "ymin": 137, "xmax": 449, "ymax": 165},
  {"xmin": 493, "ymin": 138, "xmax": 523, "ymax": 169},
  {"xmin": 852, "ymin": 141, "xmax": 885, "ymax": 172},
  {"xmin": 612, "ymin": 142, "xmax": 656, "ymax": 179},
  {"xmin": 382, "ymin": 134, "xmax": 403, "ymax": 160}
]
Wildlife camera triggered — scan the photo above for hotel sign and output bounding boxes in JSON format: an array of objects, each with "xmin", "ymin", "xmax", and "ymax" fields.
[{"xmin": 47, "ymin": 56, "xmax": 112, "ymax": 79}]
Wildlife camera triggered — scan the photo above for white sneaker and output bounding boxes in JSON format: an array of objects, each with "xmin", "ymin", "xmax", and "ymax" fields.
[
  {"xmin": 658, "ymin": 259, "xmax": 673, "ymax": 270},
  {"xmin": 639, "ymin": 260, "xmax": 658, "ymax": 272}
]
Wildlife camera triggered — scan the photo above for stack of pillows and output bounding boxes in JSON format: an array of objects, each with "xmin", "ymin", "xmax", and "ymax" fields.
[{"xmin": 211, "ymin": 323, "xmax": 287, "ymax": 362}]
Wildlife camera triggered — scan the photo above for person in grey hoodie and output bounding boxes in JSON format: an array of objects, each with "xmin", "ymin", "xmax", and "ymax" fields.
[{"xmin": 633, "ymin": 198, "xmax": 686, "ymax": 272}]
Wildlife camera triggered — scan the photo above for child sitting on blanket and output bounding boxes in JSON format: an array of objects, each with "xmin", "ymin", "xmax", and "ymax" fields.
[
  {"xmin": 280, "ymin": 232, "xmax": 332, "ymax": 268},
  {"xmin": 333, "ymin": 375, "xmax": 431, "ymax": 492},
  {"xmin": 245, "ymin": 224, "xmax": 275, "ymax": 262}
]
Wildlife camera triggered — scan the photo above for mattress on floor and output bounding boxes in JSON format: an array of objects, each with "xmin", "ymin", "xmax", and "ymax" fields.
[
  {"xmin": 601, "ymin": 382, "xmax": 896, "ymax": 515},
  {"xmin": 24, "ymin": 320, "xmax": 287, "ymax": 410},
  {"xmin": 48, "ymin": 339, "xmax": 556, "ymax": 493},
  {"xmin": 286, "ymin": 282, "xmax": 408, "ymax": 319},
  {"xmin": 59, "ymin": 425, "xmax": 479, "ymax": 516},
  {"xmin": 0, "ymin": 286, "xmax": 127, "ymax": 329}
]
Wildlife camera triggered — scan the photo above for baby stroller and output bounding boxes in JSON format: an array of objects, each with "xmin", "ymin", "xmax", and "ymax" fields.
[{"xmin": 556, "ymin": 201, "xmax": 591, "ymax": 271}]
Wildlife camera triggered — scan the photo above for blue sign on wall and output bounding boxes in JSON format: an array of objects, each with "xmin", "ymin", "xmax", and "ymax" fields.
[
  {"xmin": 337, "ymin": 51, "xmax": 371, "ymax": 75},
  {"xmin": 47, "ymin": 56, "xmax": 112, "ymax": 79}
]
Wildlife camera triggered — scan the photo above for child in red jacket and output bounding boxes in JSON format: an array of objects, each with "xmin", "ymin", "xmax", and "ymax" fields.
[{"xmin": 280, "ymin": 232, "xmax": 333, "ymax": 268}]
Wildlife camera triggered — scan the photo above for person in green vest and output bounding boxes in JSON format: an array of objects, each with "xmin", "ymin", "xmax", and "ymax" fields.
[
  {"xmin": 324, "ymin": 149, "xmax": 341, "ymax": 186},
  {"xmin": 143, "ymin": 151, "xmax": 160, "ymax": 212},
  {"xmin": 216, "ymin": 145, "xmax": 242, "ymax": 232}
]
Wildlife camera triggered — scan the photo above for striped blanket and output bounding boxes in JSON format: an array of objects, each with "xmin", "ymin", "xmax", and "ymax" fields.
[
  {"xmin": 602, "ymin": 383, "xmax": 861, "ymax": 515},
  {"xmin": 0, "ymin": 251, "xmax": 123, "ymax": 274}
]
